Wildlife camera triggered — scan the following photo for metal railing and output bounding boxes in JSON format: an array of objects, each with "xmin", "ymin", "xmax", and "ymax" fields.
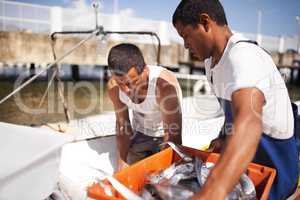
[{"xmin": 0, "ymin": 0, "xmax": 51, "ymax": 33}]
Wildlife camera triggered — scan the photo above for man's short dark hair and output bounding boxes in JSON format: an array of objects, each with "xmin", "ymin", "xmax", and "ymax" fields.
[
  {"xmin": 172, "ymin": 0, "xmax": 228, "ymax": 27},
  {"xmin": 107, "ymin": 43, "xmax": 146, "ymax": 76}
]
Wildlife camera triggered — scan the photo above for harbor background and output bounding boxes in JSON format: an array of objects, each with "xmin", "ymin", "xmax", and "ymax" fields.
[{"xmin": 0, "ymin": 0, "xmax": 300, "ymax": 126}]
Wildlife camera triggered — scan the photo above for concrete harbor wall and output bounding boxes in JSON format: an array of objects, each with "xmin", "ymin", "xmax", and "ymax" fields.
[
  {"xmin": 0, "ymin": 31, "xmax": 186, "ymax": 66},
  {"xmin": 1, "ymin": 31, "xmax": 300, "ymax": 67},
  {"xmin": 1, "ymin": 31, "xmax": 300, "ymax": 85}
]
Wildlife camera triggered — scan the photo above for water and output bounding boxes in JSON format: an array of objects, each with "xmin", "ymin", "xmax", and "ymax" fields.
[
  {"xmin": 0, "ymin": 81, "xmax": 113, "ymax": 125},
  {"xmin": 0, "ymin": 80, "xmax": 299, "ymax": 126}
]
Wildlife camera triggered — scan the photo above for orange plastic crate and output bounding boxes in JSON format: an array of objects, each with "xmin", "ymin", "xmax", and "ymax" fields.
[{"xmin": 88, "ymin": 146, "xmax": 276, "ymax": 200}]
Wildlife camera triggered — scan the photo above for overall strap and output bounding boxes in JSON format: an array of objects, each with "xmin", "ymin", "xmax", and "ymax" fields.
[{"xmin": 235, "ymin": 40, "xmax": 270, "ymax": 55}]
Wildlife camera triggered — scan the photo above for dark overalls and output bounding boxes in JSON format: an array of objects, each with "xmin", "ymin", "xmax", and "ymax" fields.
[{"xmin": 219, "ymin": 98, "xmax": 299, "ymax": 200}]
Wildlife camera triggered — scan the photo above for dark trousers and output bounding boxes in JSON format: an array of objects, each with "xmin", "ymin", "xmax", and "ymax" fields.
[{"xmin": 126, "ymin": 132, "xmax": 163, "ymax": 164}]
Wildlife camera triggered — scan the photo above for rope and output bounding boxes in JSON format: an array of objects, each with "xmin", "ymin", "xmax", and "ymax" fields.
[
  {"xmin": 50, "ymin": 36, "xmax": 71, "ymax": 123},
  {"xmin": 37, "ymin": 68, "xmax": 58, "ymax": 108}
]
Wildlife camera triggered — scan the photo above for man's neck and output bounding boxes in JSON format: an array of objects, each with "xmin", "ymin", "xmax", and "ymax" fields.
[{"xmin": 211, "ymin": 27, "xmax": 233, "ymax": 68}]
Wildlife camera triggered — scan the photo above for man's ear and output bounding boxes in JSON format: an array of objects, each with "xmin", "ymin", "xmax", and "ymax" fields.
[{"xmin": 199, "ymin": 13, "xmax": 211, "ymax": 32}]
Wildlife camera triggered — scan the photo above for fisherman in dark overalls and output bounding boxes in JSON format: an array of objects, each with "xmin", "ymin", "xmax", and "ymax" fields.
[{"xmin": 172, "ymin": 0, "xmax": 299, "ymax": 199}]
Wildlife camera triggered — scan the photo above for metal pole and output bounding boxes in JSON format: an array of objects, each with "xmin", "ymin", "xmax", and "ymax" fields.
[
  {"xmin": 296, "ymin": 16, "xmax": 300, "ymax": 54},
  {"xmin": 257, "ymin": 9, "xmax": 262, "ymax": 34},
  {"xmin": 92, "ymin": 0, "xmax": 100, "ymax": 29},
  {"xmin": 256, "ymin": 9, "xmax": 262, "ymax": 45},
  {"xmin": 104, "ymin": 31, "xmax": 161, "ymax": 65},
  {"xmin": 51, "ymin": 29, "xmax": 161, "ymax": 65}
]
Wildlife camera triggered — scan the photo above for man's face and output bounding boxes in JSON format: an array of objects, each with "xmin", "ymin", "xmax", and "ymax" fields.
[
  {"xmin": 113, "ymin": 67, "xmax": 144, "ymax": 99},
  {"xmin": 175, "ymin": 21, "xmax": 213, "ymax": 61}
]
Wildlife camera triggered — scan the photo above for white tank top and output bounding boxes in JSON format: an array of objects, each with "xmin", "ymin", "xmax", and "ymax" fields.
[{"xmin": 119, "ymin": 65, "xmax": 182, "ymax": 137}]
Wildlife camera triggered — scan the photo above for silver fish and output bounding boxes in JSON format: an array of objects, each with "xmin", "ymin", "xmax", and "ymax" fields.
[
  {"xmin": 225, "ymin": 173, "xmax": 257, "ymax": 200},
  {"xmin": 177, "ymin": 178, "xmax": 201, "ymax": 193},
  {"xmin": 226, "ymin": 183, "xmax": 243, "ymax": 200},
  {"xmin": 175, "ymin": 162, "xmax": 194, "ymax": 174},
  {"xmin": 239, "ymin": 173, "xmax": 257, "ymax": 200},
  {"xmin": 168, "ymin": 171, "xmax": 197, "ymax": 185},
  {"xmin": 144, "ymin": 153, "xmax": 256, "ymax": 200},
  {"xmin": 153, "ymin": 183, "xmax": 194, "ymax": 200},
  {"xmin": 198, "ymin": 161, "xmax": 215, "ymax": 187},
  {"xmin": 142, "ymin": 184, "xmax": 163, "ymax": 200},
  {"xmin": 147, "ymin": 163, "xmax": 177, "ymax": 184},
  {"xmin": 163, "ymin": 142, "xmax": 193, "ymax": 162},
  {"xmin": 195, "ymin": 161, "xmax": 255, "ymax": 200},
  {"xmin": 195, "ymin": 157, "xmax": 203, "ymax": 187},
  {"xmin": 147, "ymin": 161, "xmax": 195, "ymax": 185},
  {"xmin": 140, "ymin": 187, "xmax": 156, "ymax": 200}
]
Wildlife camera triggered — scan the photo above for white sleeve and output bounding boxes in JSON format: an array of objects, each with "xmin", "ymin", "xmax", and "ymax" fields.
[{"xmin": 226, "ymin": 46, "xmax": 272, "ymax": 100}]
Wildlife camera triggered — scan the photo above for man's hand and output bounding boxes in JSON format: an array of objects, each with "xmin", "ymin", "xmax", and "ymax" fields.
[
  {"xmin": 159, "ymin": 142, "xmax": 169, "ymax": 151},
  {"xmin": 117, "ymin": 158, "xmax": 129, "ymax": 171},
  {"xmin": 208, "ymin": 137, "xmax": 225, "ymax": 153}
]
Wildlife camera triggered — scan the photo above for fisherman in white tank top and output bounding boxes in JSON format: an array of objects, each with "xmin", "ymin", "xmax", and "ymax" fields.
[{"xmin": 107, "ymin": 43, "xmax": 182, "ymax": 170}]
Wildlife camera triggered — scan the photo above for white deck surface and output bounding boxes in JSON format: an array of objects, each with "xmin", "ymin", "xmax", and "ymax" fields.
[{"xmin": 0, "ymin": 122, "xmax": 72, "ymax": 200}]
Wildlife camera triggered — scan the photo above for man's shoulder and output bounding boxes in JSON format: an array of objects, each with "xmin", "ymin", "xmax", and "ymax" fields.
[
  {"xmin": 155, "ymin": 69, "xmax": 183, "ymax": 105},
  {"xmin": 228, "ymin": 41, "xmax": 269, "ymax": 64},
  {"xmin": 157, "ymin": 68, "xmax": 178, "ymax": 84},
  {"xmin": 225, "ymin": 42, "xmax": 273, "ymax": 75},
  {"xmin": 156, "ymin": 69, "xmax": 179, "ymax": 93}
]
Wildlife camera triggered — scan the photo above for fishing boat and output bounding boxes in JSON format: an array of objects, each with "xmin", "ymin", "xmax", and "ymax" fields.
[
  {"xmin": 0, "ymin": 92, "xmax": 226, "ymax": 200},
  {"xmin": 1, "ymin": 2, "xmax": 299, "ymax": 198}
]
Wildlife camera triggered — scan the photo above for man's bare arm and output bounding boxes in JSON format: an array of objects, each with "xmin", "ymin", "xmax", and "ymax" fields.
[
  {"xmin": 190, "ymin": 87, "xmax": 264, "ymax": 200},
  {"xmin": 107, "ymin": 79, "xmax": 133, "ymax": 164}
]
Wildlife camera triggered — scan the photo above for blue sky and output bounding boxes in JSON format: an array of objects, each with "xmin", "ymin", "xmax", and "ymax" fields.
[{"xmin": 9, "ymin": 0, "xmax": 300, "ymax": 37}]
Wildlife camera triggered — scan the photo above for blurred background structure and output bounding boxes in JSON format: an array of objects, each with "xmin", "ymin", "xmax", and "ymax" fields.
[
  {"xmin": 0, "ymin": 0, "xmax": 299, "ymax": 125},
  {"xmin": 0, "ymin": 0, "xmax": 299, "ymax": 65}
]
